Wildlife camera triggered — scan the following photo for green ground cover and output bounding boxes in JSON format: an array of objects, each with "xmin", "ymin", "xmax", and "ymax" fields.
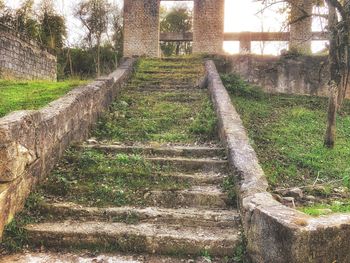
[
  {"xmin": 221, "ymin": 74, "xmax": 350, "ymax": 215},
  {"xmin": 94, "ymin": 58, "xmax": 217, "ymax": 144},
  {"xmin": 39, "ymin": 149, "xmax": 190, "ymax": 207},
  {"xmin": 0, "ymin": 79, "xmax": 88, "ymax": 118}
]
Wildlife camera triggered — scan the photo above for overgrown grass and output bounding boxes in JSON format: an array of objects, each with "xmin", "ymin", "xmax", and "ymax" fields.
[
  {"xmin": 94, "ymin": 58, "xmax": 217, "ymax": 144},
  {"xmin": 39, "ymin": 149, "xmax": 190, "ymax": 207},
  {"xmin": 0, "ymin": 79, "xmax": 88, "ymax": 117},
  {"xmin": 221, "ymin": 73, "xmax": 350, "ymax": 190}
]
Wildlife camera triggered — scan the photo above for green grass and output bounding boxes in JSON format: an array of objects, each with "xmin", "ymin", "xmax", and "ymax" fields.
[
  {"xmin": 299, "ymin": 201, "xmax": 350, "ymax": 216},
  {"xmin": 40, "ymin": 149, "xmax": 190, "ymax": 207},
  {"xmin": 93, "ymin": 58, "xmax": 217, "ymax": 144},
  {"xmin": 0, "ymin": 79, "xmax": 88, "ymax": 117},
  {"xmin": 221, "ymin": 73, "xmax": 350, "ymax": 190}
]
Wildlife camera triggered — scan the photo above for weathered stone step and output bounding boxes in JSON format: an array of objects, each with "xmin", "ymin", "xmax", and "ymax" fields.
[
  {"xmin": 39, "ymin": 202, "xmax": 240, "ymax": 228},
  {"xmin": 145, "ymin": 157, "xmax": 228, "ymax": 173},
  {"xmin": 80, "ymin": 144, "xmax": 226, "ymax": 158},
  {"xmin": 0, "ymin": 252, "xmax": 225, "ymax": 263},
  {"xmin": 25, "ymin": 221, "xmax": 239, "ymax": 257},
  {"xmin": 143, "ymin": 185, "xmax": 232, "ymax": 209},
  {"xmin": 127, "ymin": 85, "xmax": 202, "ymax": 92},
  {"xmin": 138, "ymin": 70, "xmax": 202, "ymax": 75}
]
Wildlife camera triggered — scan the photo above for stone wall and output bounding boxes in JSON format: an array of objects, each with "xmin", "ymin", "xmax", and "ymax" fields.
[
  {"xmin": 227, "ymin": 54, "xmax": 350, "ymax": 99},
  {"xmin": 206, "ymin": 60, "xmax": 350, "ymax": 263},
  {"xmin": 193, "ymin": 0, "xmax": 225, "ymax": 54},
  {"xmin": 0, "ymin": 29, "xmax": 57, "ymax": 80},
  {"xmin": 0, "ymin": 59, "xmax": 135, "ymax": 239},
  {"xmin": 123, "ymin": 0, "xmax": 160, "ymax": 57}
]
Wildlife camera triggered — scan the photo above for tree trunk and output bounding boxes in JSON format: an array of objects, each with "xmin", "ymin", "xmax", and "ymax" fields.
[
  {"xmin": 68, "ymin": 49, "xmax": 73, "ymax": 77},
  {"xmin": 324, "ymin": 82, "xmax": 338, "ymax": 148},
  {"xmin": 97, "ymin": 41, "xmax": 101, "ymax": 77},
  {"xmin": 176, "ymin": 42, "xmax": 180, "ymax": 56},
  {"xmin": 324, "ymin": 2, "xmax": 339, "ymax": 148}
]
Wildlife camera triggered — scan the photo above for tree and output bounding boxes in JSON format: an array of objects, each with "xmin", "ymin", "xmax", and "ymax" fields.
[
  {"xmin": 75, "ymin": 0, "xmax": 111, "ymax": 77},
  {"xmin": 110, "ymin": 3, "xmax": 123, "ymax": 66},
  {"xmin": 260, "ymin": 0, "xmax": 350, "ymax": 148},
  {"xmin": 323, "ymin": 0, "xmax": 350, "ymax": 148},
  {"xmin": 39, "ymin": 0, "xmax": 66, "ymax": 52},
  {"xmin": 160, "ymin": 5, "xmax": 193, "ymax": 56},
  {"xmin": 14, "ymin": 0, "xmax": 40, "ymax": 40}
]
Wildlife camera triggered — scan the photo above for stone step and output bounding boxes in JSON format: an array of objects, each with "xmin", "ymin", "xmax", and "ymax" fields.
[
  {"xmin": 25, "ymin": 221, "xmax": 239, "ymax": 257},
  {"xmin": 79, "ymin": 144, "xmax": 226, "ymax": 159},
  {"xmin": 143, "ymin": 185, "xmax": 232, "ymax": 209},
  {"xmin": 138, "ymin": 70, "xmax": 201, "ymax": 75},
  {"xmin": 39, "ymin": 202, "xmax": 240, "ymax": 228},
  {"xmin": 127, "ymin": 85, "xmax": 201, "ymax": 92},
  {"xmin": 145, "ymin": 157, "xmax": 228, "ymax": 173},
  {"xmin": 0, "ymin": 252, "xmax": 225, "ymax": 263}
]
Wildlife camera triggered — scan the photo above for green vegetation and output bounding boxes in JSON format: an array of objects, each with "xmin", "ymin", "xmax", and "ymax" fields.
[
  {"xmin": 94, "ymin": 58, "xmax": 217, "ymax": 144},
  {"xmin": 44, "ymin": 58, "xmax": 215, "ymax": 206},
  {"xmin": 0, "ymin": 79, "xmax": 88, "ymax": 117},
  {"xmin": 0, "ymin": 193, "xmax": 44, "ymax": 253},
  {"xmin": 221, "ymin": 73, "xmax": 350, "ymax": 190},
  {"xmin": 299, "ymin": 201, "xmax": 350, "ymax": 216},
  {"xmin": 40, "ymin": 149, "xmax": 190, "ymax": 207}
]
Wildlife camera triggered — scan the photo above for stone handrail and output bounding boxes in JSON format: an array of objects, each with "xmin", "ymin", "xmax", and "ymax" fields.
[{"xmin": 205, "ymin": 59, "xmax": 350, "ymax": 263}]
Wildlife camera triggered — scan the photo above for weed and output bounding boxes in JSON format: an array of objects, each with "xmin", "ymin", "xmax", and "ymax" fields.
[{"xmin": 233, "ymin": 230, "xmax": 249, "ymax": 263}]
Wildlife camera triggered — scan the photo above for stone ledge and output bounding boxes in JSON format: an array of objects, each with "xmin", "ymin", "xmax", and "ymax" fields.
[
  {"xmin": 0, "ymin": 58, "xmax": 136, "ymax": 239},
  {"xmin": 205, "ymin": 60, "xmax": 350, "ymax": 263}
]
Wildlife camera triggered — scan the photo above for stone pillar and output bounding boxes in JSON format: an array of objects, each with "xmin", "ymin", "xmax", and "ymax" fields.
[
  {"xmin": 289, "ymin": 0, "xmax": 313, "ymax": 54},
  {"xmin": 123, "ymin": 0, "xmax": 160, "ymax": 57},
  {"xmin": 193, "ymin": 0, "xmax": 225, "ymax": 54}
]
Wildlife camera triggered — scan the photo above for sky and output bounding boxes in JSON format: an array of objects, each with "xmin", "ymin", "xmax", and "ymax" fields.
[{"xmin": 4, "ymin": 0, "xmax": 328, "ymax": 55}]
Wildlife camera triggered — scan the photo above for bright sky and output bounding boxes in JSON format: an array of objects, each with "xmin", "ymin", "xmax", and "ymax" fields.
[{"xmin": 5, "ymin": 0, "xmax": 328, "ymax": 55}]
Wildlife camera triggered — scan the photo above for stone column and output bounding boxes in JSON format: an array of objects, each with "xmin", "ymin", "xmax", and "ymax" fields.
[
  {"xmin": 193, "ymin": 0, "xmax": 225, "ymax": 54},
  {"xmin": 289, "ymin": 0, "xmax": 313, "ymax": 54},
  {"xmin": 123, "ymin": 0, "xmax": 160, "ymax": 57}
]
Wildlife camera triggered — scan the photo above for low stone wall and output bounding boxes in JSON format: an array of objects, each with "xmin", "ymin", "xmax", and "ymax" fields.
[
  {"xmin": 206, "ymin": 60, "xmax": 350, "ymax": 263},
  {"xmin": 227, "ymin": 55, "xmax": 350, "ymax": 99},
  {"xmin": 0, "ymin": 59, "xmax": 135, "ymax": 239},
  {"xmin": 0, "ymin": 29, "xmax": 57, "ymax": 80}
]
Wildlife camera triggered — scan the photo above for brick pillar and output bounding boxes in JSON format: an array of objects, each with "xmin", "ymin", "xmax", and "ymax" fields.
[
  {"xmin": 123, "ymin": 0, "xmax": 160, "ymax": 57},
  {"xmin": 289, "ymin": 0, "xmax": 313, "ymax": 54},
  {"xmin": 193, "ymin": 0, "xmax": 225, "ymax": 54}
]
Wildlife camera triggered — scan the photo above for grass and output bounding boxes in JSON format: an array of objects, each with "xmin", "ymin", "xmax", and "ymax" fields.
[
  {"xmin": 0, "ymin": 79, "xmax": 88, "ymax": 118},
  {"xmin": 94, "ymin": 58, "xmax": 217, "ymax": 144},
  {"xmin": 221, "ymin": 73, "xmax": 350, "ymax": 190},
  {"xmin": 299, "ymin": 201, "xmax": 350, "ymax": 216},
  {"xmin": 39, "ymin": 149, "xmax": 190, "ymax": 207}
]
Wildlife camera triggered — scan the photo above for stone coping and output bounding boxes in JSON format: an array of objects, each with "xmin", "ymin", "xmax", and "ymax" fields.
[
  {"xmin": 0, "ymin": 58, "xmax": 136, "ymax": 239},
  {"xmin": 205, "ymin": 60, "xmax": 350, "ymax": 263}
]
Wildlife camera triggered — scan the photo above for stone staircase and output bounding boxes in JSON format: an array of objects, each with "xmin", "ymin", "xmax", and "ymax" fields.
[{"xmin": 1, "ymin": 58, "xmax": 241, "ymax": 262}]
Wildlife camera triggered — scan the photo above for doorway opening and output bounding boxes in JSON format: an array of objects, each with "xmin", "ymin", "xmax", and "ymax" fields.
[{"xmin": 159, "ymin": 1, "xmax": 194, "ymax": 56}]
